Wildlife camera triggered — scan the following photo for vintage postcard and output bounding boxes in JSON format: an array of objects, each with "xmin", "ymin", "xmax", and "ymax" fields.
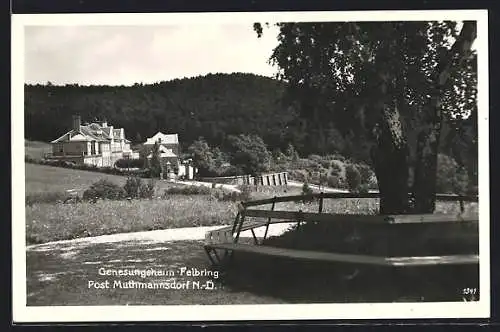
[{"xmin": 12, "ymin": 9, "xmax": 490, "ymax": 322}]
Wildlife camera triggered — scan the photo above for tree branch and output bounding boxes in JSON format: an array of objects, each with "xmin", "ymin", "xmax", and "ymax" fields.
[{"xmin": 437, "ymin": 21, "xmax": 477, "ymax": 87}]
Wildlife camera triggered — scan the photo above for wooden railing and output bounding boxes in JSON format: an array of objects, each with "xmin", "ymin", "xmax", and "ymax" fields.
[{"xmin": 241, "ymin": 192, "xmax": 478, "ymax": 211}]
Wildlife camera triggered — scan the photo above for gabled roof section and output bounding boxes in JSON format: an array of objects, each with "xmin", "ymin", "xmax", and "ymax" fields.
[
  {"xmin": 80, "ymin": 125, "xmax": 109, "ymax": 142},
  {"xmin": 69, "ymin": 133, "xmax": 91, "ymax": 142},
  {"xmin": 51, "ymin": 131, "xmax": 73, "ymax": 143},
  {"xmin": 147, "ymin": 150, "xmax": 178, "ymax": 159},
  {"xmin": 102, "ymin": 127, "xmax": 112, "ymax": 136},
  {"xmin": 144, "ymin": 132, "xmax": 179, "ymax": 145},
  {"xmin": 147, "ymin": 145, "xmax": 178, "ymax": 158},
  {"xmin": 51, "ymin": 120, "xmax": 130, "ymax": 143}
]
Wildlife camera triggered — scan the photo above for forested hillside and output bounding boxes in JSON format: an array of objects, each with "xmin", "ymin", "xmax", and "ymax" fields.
[
  {"xmin": 25, "ymin": 73, "xmax": 303, "ymax": 152},
  {"xmin": 25, "ymin": 72, "xmax": 477, "ymax": 181}
]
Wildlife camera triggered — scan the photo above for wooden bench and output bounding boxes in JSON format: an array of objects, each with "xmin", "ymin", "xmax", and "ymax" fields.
[
  {"xmin": 205, "ymin": 243, "xmax": 479, "ymax": 267},
  {"xmin": 205, "ymin": 220, "xmax": 270, "ymax": 245},
  {"xmin": 203, "ymin": 193, "xmax": 479, "ymax": 268}
]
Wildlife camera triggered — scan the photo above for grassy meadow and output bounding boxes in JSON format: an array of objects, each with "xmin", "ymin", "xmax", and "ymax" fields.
[
  {"xmin": 25, "ymin": 162, "xmax": 240, "ymax": 244},
  {"xmin": 26, "ymin": 196, "xmax": 236, "ymax": 244},
  {"xmin": 25, "ymin": 163, "xmax": 175, "ymax": 196},
  {"xmin": 25, "ymin": 139, "xmax": 52, "ymax": 160}
]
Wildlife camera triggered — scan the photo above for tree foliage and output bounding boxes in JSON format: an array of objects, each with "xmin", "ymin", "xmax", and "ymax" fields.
[
  {"xmin": 149, "ymin": 141, "xmax": 162, "ymax": 178},
  {"xmin": 25, "ymin": 73, "xmax": 300, "ymax": 153},
  {"xmin": 187, "ymin": 137, "xmax": 215, "ymax": 175},
  {"xmin": 226, "ymin": 134, "xmax": 272, "ymax": 176},
  {"xmin": 255, "ymin": 21, "xmax": 477, "ymax": 213}
]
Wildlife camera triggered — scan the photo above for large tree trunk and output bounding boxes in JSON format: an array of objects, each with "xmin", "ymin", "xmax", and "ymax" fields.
[
  {"xmin": 413, "ymin": 113, "xmax": 442, "ymax": 212},
  {"xmin": 364, "ymin": 65, "xmax": 411, "ymax": 214},
  {"xmin": 412, "ymin": 21, "xmax": 477, "ymax": 213},
  {"xmin": 371, "ymin": 99, "xmax": 411, "ymax": 214}
]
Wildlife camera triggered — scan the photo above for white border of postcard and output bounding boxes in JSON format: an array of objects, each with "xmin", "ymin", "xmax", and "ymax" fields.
[{"xmin": 12, "ymin": 9, "xmax": 490, "ymax": 322}]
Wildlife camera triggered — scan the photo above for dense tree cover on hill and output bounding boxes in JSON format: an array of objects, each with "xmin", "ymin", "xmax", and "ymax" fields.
[
  {"xmin": 25, "ymin": 73, "xmax": 302, "ymax": 153},
  {"xmin": 26, "ymin": 70, "xmax": 476, "ymax": 197}
]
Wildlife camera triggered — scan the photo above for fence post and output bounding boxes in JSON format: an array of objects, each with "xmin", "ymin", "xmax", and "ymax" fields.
[
  {"xmin": 293, "ymin": 209, "xmax": 304, "ymax": 247},
  {"xmin": 234, "ymin": 206, "xmax": 246, "ymax": 243},
  {"xmin": 262, "ymin": 196, "xmax": 276, "ymax": 243},
  {"xmin": 318, "ymin": 192, "xmax": 324, "ymax": 214}
]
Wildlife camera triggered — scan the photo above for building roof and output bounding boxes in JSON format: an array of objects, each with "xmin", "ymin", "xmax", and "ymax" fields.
[
  {"xmin": 147, "ymin": 145, "xmax": 178, "ymax": 158},
  {"xmin": 51, "ymin": 121, "xmax": 130, "ymax": 144},
  {"xmin": 144, "ymin": 132, "xmax": 179, "ymax": 145}
]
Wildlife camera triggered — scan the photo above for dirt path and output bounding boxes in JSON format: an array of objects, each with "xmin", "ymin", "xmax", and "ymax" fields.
[
  {"xmin": 26, "ymin": 224, "xmax": 294, "ymax": 305},
  {"xmin": 170, "ymin": 179, "xmax": 241, "ymax": 192}
]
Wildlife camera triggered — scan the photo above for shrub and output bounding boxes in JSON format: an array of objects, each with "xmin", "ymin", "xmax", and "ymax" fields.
[
  {"xmin": 345, "ymin": 164, "xmax": 362, "ymax": 193},
  {"xmin": 138, "ymin": 179, "xmax": 156, "ymax": 198},
  {"xmin": 466, "ymin": 185, "xmax": 478, "ymax": 196},
  {"xmin": 123, "ymin": 177, "xmax": 155, "ymax": 199},
  {"xmin": 326, "ymin": 175, "xmax": 341, "ymax": 188},
  {"xmin": 25, "ymin": 155, "xmax": 40, "ymax": 163},
  {"xmin": 83, "ymin": 179, "xmax": 125, "ymax": 200},
  {"xmin": 213, "ymin": 187, "xmax": 252, "ymax": 202},
  {"xmin": 124, "ymin": 177, "xmax": 142, "ymax": 198},
  {"xmin": 238, "ymin": 185, "xmax": 253, "ymax": 201},
  {"xmin": 115, "ymin": 158, "xmax": 144, "ymax": 169},
  {"xmin": 436, "ymin": 154, "xmax": 469, "ymax": 194},
  {"xmin": 285, "ymin": 143, "xmax": 300, "ymax": 161},
  {"xmin": 163, "ymin": 185, "xmax": 212, "ymax": 197},
  {"xmin": 136, "ymin": 168, "xmax": 152, "ymax": 178},
  {"xmin": 26, "ymin": 191, "xmax": 68, "ymax": 206},
  {"xmin": 358, "ymin": 183, "xmax": 370, "ymax": 195},
  {"xmin": 329, "ymin": 162, "xmax": 342, "ymax": 177},
  {"xmin": 356, "ymin": 163, "xmax": 374, "ymax": 186},
  {"xmin": 302, "ymin": 182, "xmax": 313, "ymax": 196},
  {"xmin": 308, "ymin": 154, "xmax": 323, "ymax": 163},
  {"xmin": 324, "ymin": 153, "xmax": 346, "ymax": 162},
  {"xmin": 217, "ymin": 165, "xmax": 245, "ymax": 177},
  {"xmin": 289, "ymin": 169, "xmax": 309, "ymax": 183}
]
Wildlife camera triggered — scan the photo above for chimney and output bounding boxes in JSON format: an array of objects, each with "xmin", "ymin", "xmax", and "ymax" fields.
[
  {"xmin": 101, "ymin": 120, "xmax": 108, "ymax": 128},
  {"xmin": 72, "ymin": 115, "xmax": 81, "ymax": 132}
]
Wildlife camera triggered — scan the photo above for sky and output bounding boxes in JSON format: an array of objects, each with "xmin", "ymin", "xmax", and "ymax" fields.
[{"xmin": 24, "ymin": 24, "xmax": 281, "ymax": 86}]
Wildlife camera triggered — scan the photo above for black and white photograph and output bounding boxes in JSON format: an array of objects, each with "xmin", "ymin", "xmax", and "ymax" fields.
[{"xmin": 12, "ymin": 10, "xmax": 489, "ymax": 322}]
